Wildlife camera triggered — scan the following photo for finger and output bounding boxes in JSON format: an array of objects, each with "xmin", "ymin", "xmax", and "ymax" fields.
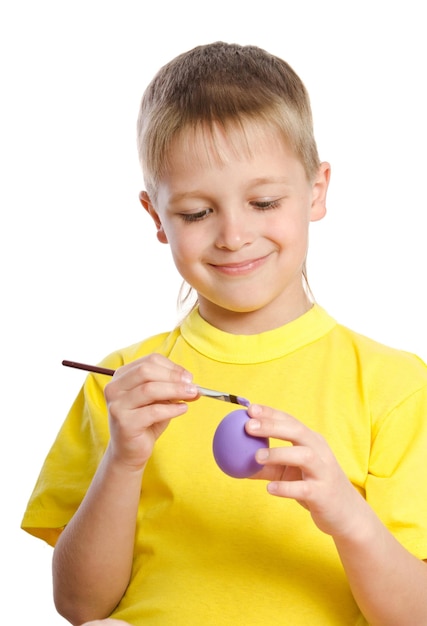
[
  {"xmin": 252, "ymin": 448, "xmax": 312, "ymax": 500},
  {"xmin": 109, "ymin": 379, "xmax": 198, "ymax": 410},
  {"xmin": 105, "ymin": 356, "xmax": 196, "ymax": 407},
  {"xmin": 255, "ymin": 445, "xmax": 319, "ymax": 477},
  {"xmin": 112, "ymin": 354, "xmax": 193, "ymax": 390},
  {"xmin": 246, "ymin": 404, "xmax": 315, "ymax": 446},
  {"xmin": 266, "ymin": 479, "xmax": 311, "ymax": 501}
]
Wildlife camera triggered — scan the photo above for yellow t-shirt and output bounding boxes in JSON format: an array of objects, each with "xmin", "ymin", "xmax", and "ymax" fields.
[{"xmin": 22, "ymin": 305, "xmax": 427, "ymax": 625}]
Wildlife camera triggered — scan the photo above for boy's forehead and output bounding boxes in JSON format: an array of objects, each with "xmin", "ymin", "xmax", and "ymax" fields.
[{"xmin": 170, "ymin": 119, "xmax": 291, "ymax": 168}]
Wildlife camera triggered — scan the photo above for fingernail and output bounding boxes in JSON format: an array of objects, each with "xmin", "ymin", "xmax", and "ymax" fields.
[
  {"xmin": 247, "ymin": 418, "xmax": 260, "ymax": 430},
  {"xmin": 181, "ymin": 371, "xmax": 193, "ymax": 383},
  {"xmin": 257, "ymin": 448, "xmax": 269, "ymax": 461},
  {"xmin": 185, "ymin": 384, "xmax": 198, "ymax": 395}
]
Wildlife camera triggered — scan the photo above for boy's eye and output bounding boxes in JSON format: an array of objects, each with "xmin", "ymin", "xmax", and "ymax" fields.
[
  {"xmin": 180, "ymin": 208, "xmax": 213, "ymax": 222},
  {"xmin": 252, "ymin": 199, "xmax": 281, "ymax": 210}
]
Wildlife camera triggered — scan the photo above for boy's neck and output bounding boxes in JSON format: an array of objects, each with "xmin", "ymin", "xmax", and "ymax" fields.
[{"xmin": 197, "ymin": 293, "xmax": 313, "ymax": 335}]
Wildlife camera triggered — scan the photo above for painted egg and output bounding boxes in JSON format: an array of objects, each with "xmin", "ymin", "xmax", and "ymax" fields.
[{"xmin": 212, "ymin": 409, "xmax": 269, "ymax": 478}]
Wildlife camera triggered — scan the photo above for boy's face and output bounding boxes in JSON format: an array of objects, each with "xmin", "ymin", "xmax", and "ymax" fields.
[{"xmin": 141, "ymin": 123, "xmax": 329, "ymax": 333}]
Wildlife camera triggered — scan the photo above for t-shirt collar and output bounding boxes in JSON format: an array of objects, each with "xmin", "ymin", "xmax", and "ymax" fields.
[{"xmin": 180, "ymin": 304, "xmax": 336, "ymax": 364}]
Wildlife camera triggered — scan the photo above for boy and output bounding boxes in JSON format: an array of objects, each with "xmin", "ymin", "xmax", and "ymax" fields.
[{"xmin": 22, "ymin": 42, "xmax": 427, "ymax": 625}]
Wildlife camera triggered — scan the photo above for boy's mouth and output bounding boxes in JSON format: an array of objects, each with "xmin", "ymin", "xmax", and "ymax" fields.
[{"xmin": 210, "ymin": 254, "xmax": 270, "ymax": 276}]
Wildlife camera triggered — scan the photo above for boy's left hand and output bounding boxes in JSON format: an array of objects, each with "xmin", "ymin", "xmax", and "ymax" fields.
[{"xmin": 245, "ymin": 404, "xmax": 367, "ymax": 539}]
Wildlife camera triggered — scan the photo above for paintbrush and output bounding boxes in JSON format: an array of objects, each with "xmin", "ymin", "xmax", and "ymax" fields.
[{"xmin": 62, "ymin": 360, "xmax": 249, "ymax": 407}]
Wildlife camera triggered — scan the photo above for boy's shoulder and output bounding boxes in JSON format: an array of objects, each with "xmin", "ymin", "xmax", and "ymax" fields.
[
  {"xmin": 332, "ymin": 318, "xmax": 427, "ymax": 396},
  {"xmin": 336, "ymin": 320, "xmax": 426, "ymax": 366},
  {"xmin": 98, "ymin": 326, "xmax": 182, "ymax": 371}
]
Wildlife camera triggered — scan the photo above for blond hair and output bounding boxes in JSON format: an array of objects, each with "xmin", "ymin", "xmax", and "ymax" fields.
[{"xmin": 137, "ymin": 41, "xmax": 320, "ymax": 199}]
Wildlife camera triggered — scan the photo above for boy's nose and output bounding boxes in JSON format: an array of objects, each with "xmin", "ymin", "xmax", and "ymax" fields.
[{"xmin": 215, "ymin": 212, "xmax": 255, "ymax": 251}]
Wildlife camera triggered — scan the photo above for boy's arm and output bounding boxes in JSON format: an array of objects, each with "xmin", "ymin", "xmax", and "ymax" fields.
[
  {"xmin": 53, "ymin": 447, "xmax": 144, "ymax": 624},
  {"xmin": 53, "ymin": 354, "xmax": 197, "ymax": 625},
  {"xmin": 247, "ymin": 403, "xmax": 427, "ymax": 626},
  {"xmin": 333, "ymin": 509, "xmax": 427, "ymax": 626}
]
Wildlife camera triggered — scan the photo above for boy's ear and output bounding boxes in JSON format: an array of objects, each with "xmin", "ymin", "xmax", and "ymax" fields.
[
  {"xmin": 310, "ymin": 162, "xmax": 331, "ymax": 222},
  {"xmin": 139, "ymin": 191, "xmax": 168, "ymax": 244}
]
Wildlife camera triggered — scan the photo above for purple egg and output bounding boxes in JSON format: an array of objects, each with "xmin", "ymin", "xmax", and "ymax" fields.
[{"xmin": 212, "ymin": 409, "xmax": 269, "ymax": 478}]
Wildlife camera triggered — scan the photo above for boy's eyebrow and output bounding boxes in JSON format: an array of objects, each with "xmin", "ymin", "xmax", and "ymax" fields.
[
  {"xmin": 249, "ymin": 175, "xmax": 292, "ymax": 187},
  {"xmin": 168, "ymin": 190, "xmax": 207, "ymax": 203},
  {"xmin": 169, "ymin": 177, "xmax": 292, "ymax": 203}
]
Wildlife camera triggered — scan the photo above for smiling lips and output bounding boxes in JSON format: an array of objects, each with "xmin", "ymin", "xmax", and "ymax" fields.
[{"xmin": 210, "ymin": 253, "xmax": 271, "ymax": 276}]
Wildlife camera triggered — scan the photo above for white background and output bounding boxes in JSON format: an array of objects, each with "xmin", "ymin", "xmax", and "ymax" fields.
[{"xmin": 1, "ymin": 1, "xmax": 426, "ymax": 623}]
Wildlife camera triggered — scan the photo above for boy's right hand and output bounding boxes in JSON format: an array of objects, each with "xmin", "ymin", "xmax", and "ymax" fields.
[{"xmin": 104, "ymin": 354, "xmax": 197, "ymax": 471}]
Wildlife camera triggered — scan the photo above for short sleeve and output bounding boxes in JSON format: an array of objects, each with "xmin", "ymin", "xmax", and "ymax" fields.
[
  {"xmin": 366, "ymin": 384, "xmax": 427, "ymax": 559},
  {"xmin": 21, "ymin": 372, "xmax": 110, "ymax": 546}
]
